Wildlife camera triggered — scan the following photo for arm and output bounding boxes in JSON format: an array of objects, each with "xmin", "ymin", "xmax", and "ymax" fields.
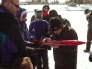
[
  {"xmin": 45, "ymin": 21, "xmax": 49, "ymax": 37},
  {"xmin": 43, "ymin": 37, "xmax": 59, "ymax": 48},
  {"xmin": 29, "ymin": 22, "xmax": 33, "ymax": 37}
]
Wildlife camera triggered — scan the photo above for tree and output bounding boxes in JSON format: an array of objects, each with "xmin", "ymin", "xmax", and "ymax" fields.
[{"xmin": 45, "ymin": 0, "xmax": 48, "ymax": 4}]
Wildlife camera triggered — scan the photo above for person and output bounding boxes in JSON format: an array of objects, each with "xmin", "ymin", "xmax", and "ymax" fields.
[
  {"xmin": 15, "ymin": 7, "xmax": 30, "ymax": 41},
  {"xmin": 15, "ymin": 7, "xmax": 41, "ymax": 69},
  {"xmin": 84, "ymin": 10, "xmax": 92, "ymax": 52},
  {"xmin": 43, "ymin": 17, "xmax": 78, "ymax": 69},
  {"xmin": 84, "ymin": 9, "xmax": 90, "ymax": 15},
  {"xmin": 29, "ymin": 10, "xmax": 51, "ymax": 69},
  {"xmin": 13, "ymin": 57, "xmax": 33, "ymax": 69},
  {"xmin": 0, "ymin": 0, "xmax": 35, "ymax": 68},
  {"xmin": 49, "ymin": 10, "xmax": 71, "ymax": 26},
  {"xmin": 42, "ymin": 4, "xmax": 50, "ymax": 23},
  {"xmin": 48, "ymin": 10, "xmax": 71, "ymax": 36},
  {"xmin": 30, "ymin": 5, "xmax": 50, "ymax": 23},
  {"xmin": 31, "ymin": 9, "xmax": 37, "ymax": 22}
]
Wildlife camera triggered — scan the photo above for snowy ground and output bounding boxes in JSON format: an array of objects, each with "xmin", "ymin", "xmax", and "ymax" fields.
[{"xmin": 20, "ymin": 4, "xmax": 92, "ymax": 69}]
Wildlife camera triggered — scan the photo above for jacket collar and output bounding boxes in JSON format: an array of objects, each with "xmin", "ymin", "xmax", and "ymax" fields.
[{"xmin": 0, "ymin": 5, "xmax": 14, "ymax": 18}]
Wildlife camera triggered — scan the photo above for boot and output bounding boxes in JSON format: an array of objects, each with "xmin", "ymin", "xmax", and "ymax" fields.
[
  {"xmin": 89, "ymin": 54, "xmax": 92, "ymax": 62},
  {"xmin": 84, "ymin": 42, "xmax": 91, "ymax": 52}
]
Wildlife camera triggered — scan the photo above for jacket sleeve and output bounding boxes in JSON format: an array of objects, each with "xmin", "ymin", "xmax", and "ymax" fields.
[
  {"xmin": 45, "ymin": 22, "xmax": 49, "ymax": 37},
  {"xmin": 29, "ymin": 22, "xmax": 33, "ymax": 36},
  {"xmin": 7, "ymin": 22, "xmax": 27, "ymax": 57}
]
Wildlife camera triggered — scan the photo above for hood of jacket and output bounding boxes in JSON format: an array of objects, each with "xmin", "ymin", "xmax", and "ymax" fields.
[{"xmin": 15, "ymin": 7, "xmax": 27, "ymax": 22}]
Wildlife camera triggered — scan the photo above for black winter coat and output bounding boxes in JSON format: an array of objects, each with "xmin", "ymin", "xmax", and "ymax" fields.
[
  {"xmin": 50, "ymin": 25, "xmax": 78, "ymax": 69},
  {"xmin": 51, "ymin": 25, "xmax": 78, "ymax": 52},
  {"xmin": 0, "ymin": 6, "xmax": 26, "ymax": 56},
  {"xmin": 0, "ymin": 6, "xmax": 35, "ymax": 67}
]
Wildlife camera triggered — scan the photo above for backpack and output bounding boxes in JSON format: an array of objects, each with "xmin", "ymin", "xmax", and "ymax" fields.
[{"xmin": 0, "ymin": 32, "xmax": 18, "ymax": 63}]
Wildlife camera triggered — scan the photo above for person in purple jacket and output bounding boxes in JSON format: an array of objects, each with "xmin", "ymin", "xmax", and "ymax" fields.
[
  {"xmin": 29, "ymin": 10, "xmax": 51, "ymax": 69},
  {"xmin": 15, "ymin": 7, "xmax": 41, "ymax": 69},
  {"xmin": 15, "ymin": 7, "xmax": 30, "ymax": 41}
]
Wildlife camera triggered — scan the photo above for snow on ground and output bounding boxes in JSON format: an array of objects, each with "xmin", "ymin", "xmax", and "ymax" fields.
[{"xmin": 20, "ymin": 4, "xmax": 92, "ymax": 69}]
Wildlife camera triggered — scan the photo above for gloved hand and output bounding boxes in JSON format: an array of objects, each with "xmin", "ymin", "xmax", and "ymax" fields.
[{"xmin": 33, "ymin": 41, "xmax": 41, "ymax": 48}]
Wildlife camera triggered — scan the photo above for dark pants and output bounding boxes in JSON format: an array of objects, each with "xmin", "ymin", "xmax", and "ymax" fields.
[
  {"xmin": 54, "ymin": 51, "xmax": 77, "ymax": 69},
  {"xmin": 36, "ymin": 49, "xmax": 49, "ymax": 69},
  {"xmin": 24, "ymin": 48, "xmax": 39, "ymax": 69},
  {"xmin": 87, "ymin": 28, "xmax": 92, "ymax": 42}
]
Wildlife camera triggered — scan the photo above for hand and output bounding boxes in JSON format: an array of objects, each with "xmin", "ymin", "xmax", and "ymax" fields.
[
  {"xmin": 48, "ymin": 44, "xmax": 59, "ymax": 48},
  {"xmin": 43, "ymin": 37, "xmax": 52, "ymax": 43},
  {"xmin": 42, "ymin": 38, "xmax": 59, "ymax": 48}
]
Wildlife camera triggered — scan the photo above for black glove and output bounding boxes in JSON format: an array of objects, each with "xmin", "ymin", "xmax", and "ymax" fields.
[{"xmin": 33, "ymin": 41, "xmax": 41, "ymax": 48}]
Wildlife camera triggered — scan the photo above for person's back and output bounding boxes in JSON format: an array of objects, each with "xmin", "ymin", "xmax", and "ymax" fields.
[
  {"xmin": 29, "ymin": 10, "xmax": 50, "ymax": 69},
  {"xmin": 29, "ymin": 10, "xmax": 49, "ymax": 40}
]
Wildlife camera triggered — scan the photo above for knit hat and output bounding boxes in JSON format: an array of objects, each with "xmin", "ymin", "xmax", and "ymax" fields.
[
  {"xmin": 35, "ymin": 10, "xmax": 43, "ymax": 19},
  {"xmin": 84, "ymin": 9, "xmax": 90, "ymax": 15},
  {"xmin": 49, "ymin": 17, "xmax": 63, "ymax": 31},
  {"xmin": 49, "ymin": 10, "xmax": 58, "ymax": 18}
]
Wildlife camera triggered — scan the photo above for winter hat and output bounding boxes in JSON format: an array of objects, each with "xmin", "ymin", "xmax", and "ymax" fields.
[
  {"xmin": 49, "ymin": 10, "xmax": 58, "ymax": 18},
  {"xmin": 15, "ymin": 7, "xmax": 27, "ymax": 22},
  {"xmin": 49, "ymin": 17, "xmax": 63, "ymax": 31},
  {"xmin": 84, "ymin": 9, "xmax": 90, "ymax": 15},
  {"xmin": 35, "ymin": 10, "xmax": 43, "ymax": 19}
]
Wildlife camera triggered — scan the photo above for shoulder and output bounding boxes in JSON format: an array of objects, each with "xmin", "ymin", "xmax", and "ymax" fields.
[
  {"xmin": 30, "ymin": 20, "xmax": 37, "ymax": 24},
  {"xmin": 62, "ymin": 18, "xmax": 71, "ymax": 26},
  {"xmin": 42, "ymin": 20, "xmax": 49, "ymax": 24},
  {"xmin": 64, "ymin": 25, "xmax": 77, "ymax": 35},
  {"xmin": 68, "ymin": 26, "xmax": 78, "ymax": 38},
  {"xmin": 68, "ymin": 26, "xmax": 77, "ymax": 33}
]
